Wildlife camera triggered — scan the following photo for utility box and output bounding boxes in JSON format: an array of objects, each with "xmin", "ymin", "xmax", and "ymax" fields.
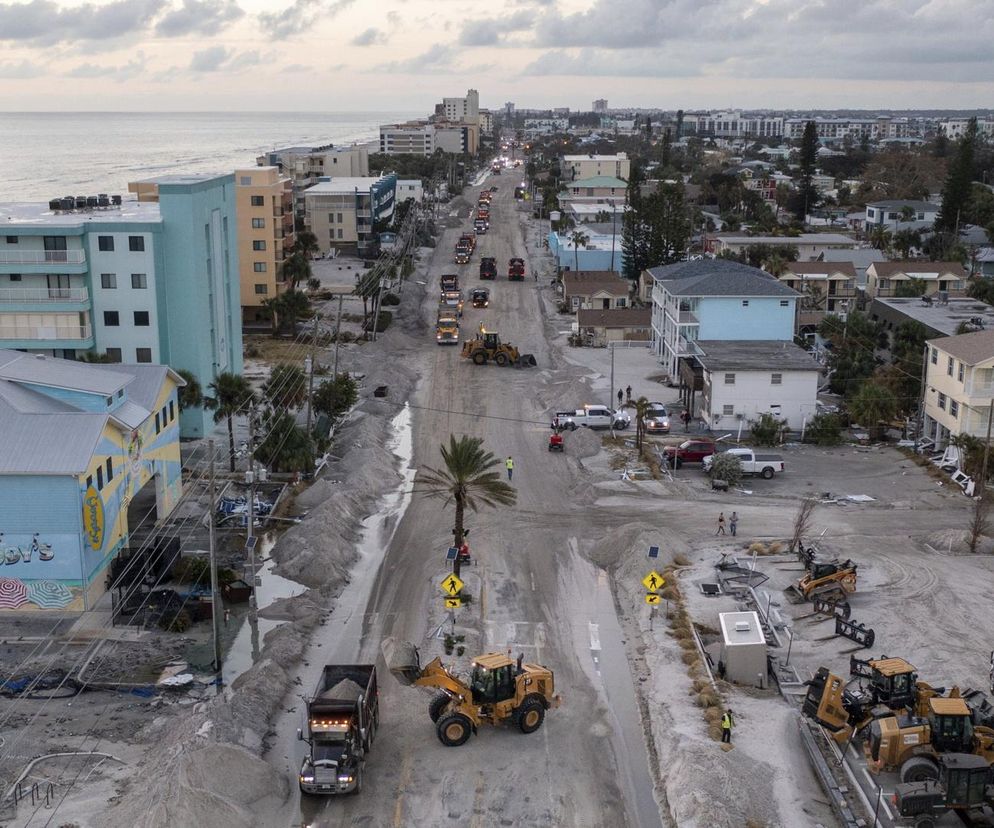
[{"xmin": 718, "ymin": 611, "xmax": 767, "ymax": 687}]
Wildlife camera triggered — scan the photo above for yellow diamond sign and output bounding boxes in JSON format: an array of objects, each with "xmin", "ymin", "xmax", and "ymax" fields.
[
  {"xmin": 645, "ymin": 593, "xmax": 662, "ymax": 605},
  {"xmin": 642, "ymin": 571, "xmax": 665, "ymax": 592},
  {"xmin": 440, "ymin": 573, "xmax": 465, "ymax": 596}
]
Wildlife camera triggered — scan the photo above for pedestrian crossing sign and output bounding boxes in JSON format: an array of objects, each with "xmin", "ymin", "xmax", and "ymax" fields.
[
  {"xmin": 444, "ymin": 597, "xmax": 462, "ymax": 609},
  {"xmin": 645, "ymin": 593, "xmax": 662, "ymax": 605},
  {"xmin": 642, "ymin": 571, "xmax": 665, "ymax": 592},
  {"xmin": 440, "ymin": 573, "xmax": 465, "ymax": 596}
]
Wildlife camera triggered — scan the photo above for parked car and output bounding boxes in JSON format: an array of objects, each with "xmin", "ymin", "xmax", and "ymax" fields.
[
  {"xmin": 661, "ymin": 439, "xmax": 716, "ymax": 469},
  {"xmin": 702, "ymin": 448, "xmax": 785, "ymax": 479},
  {"xmin": 644, "ymin": 403, "xmax": 671, "ymax": 434}
]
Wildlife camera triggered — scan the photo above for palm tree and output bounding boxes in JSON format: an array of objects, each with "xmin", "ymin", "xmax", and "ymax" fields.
[
  {"xmin": 848, "ymin": 383, "xmax": 897, "ymax": 440},
  {"xmin": 254, "ymin": 410, "xmax": 314, "ymax": 473},
  {"xmin": 417, "ymin": 435, "xmax": 517, "ymax": 575},
  {"xmin": 279, "ymin": 290, "xmax": 311, "ymax": 336},
  {"xmin": 569, "ymin": 229, "xmax": 589, "ymax": 273},
  {"xmin": 204, "ymin": 372, "xmax": 257, "ymax": 472},
  {"xmin": 293, "ymin": 230, "xmax": 319, "ymax": 259},
  {"xmin": 623, "ymin": 396, "xmax": 653, "ymax": 457},
  {"xmin": 281, "ymin": 251, "xmax": 312, "ymax": 291},
  {"xmin": 175, "ymin": 368, "xmax": 202, "ymax": 411},
  {"xmin": 263, "ymin": 364, "xmax": 307, "ymax": 411},
  {"xmin": 261, "ymin": 297, "xmax": 282, "ymax": 337},
  {"xmin": 892, "ymin": 228, "xmax": 921, "ymax": 259},
  {"xmin": 868, "ymin": 226, "xmax": 892, "ymax": 252}
]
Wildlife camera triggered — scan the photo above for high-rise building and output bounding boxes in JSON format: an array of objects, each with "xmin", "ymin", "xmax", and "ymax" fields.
[
  {"xmin": 504, "ymin": 102, "xmax": 515, "ymax": 118},
  {"xmin": 593, "ymin": 99, "xmax": 608, "ymax": 114},
  {"xmin": 303, "ymin": 175, "xmax": 397, "ymax": 259},
  {"xmin": 443, "ymin": 89, "xmax": 480, "ymax": 126},
  {"xmin": 379, "ymin": 121, "xmax": 436, "ymax": 156}
]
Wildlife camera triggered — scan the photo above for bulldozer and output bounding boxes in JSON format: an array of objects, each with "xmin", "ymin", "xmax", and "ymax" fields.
[
  {"xmin": 460, "ymin": 329, "xmax": 537, "ymax": 368},
  {"xmin": 383, "ymin": 638, "xmax": 560, "ymax": 746},
  {"xmin": 784, "ymin": 557, "xmax": 857, "ymax": 604}
]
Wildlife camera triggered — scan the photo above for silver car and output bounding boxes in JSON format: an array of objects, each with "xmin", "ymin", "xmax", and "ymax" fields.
[{"xmin": 644, "ymin": 403, "xmax": 671, "ymax": 433}]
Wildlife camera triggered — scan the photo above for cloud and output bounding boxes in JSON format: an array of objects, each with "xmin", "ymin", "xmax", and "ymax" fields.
[
  {"xmin": 522, "ymin": 48, "xmax": 701, "ymax": 78},
  {"xmin": 154, "ymin": 0, "xmax": 243, "ymax": 36},
  {"xmin": 0, "ymin": 59, "xmax": 44, "ymax": 77},
  {"xmin": 258, "ymin": 0, "xmax": 353, "ymax": 39},
  {"xmin": 280, "ymin": 62, "xmax": 312, "ymax": 73},
  {"xmin": 351, "ymin": 27, "xmax": 386, "ymax": 46},
  {"xmin": 385, "ymin": 10, "xmax": 399, "ymax": 24},
  {"xmin": 189, "ymin": 45, "xmax": 228, "ymax": 71},
  {"xmin": 67, "ymin": 52, "xmax": 147, "ymax": 80},
  {"xmin": 189, "ymin": 46, "xmax": 270, "ymax": 72},
  {"xmin": 0, "ymin": 0, "xmax": 165, "ymax": 44},
  {"xmin": 374, "ymin": 42, "xmax": 456, "ymax": 74},
  {"xmin": 459, "ymin": 10, "xmax": 532, "ymax": 46}
]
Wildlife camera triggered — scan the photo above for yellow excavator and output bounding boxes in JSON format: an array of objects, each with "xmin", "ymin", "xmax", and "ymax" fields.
[
  {"xmin": 383, "ymin": 639, "xmax": 560, "ymax": 746},
  {"xmin": 460, "ymin": 328, "xmax": 537, "ymax": 368}
]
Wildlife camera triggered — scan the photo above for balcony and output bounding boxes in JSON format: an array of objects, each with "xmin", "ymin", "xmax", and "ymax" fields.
[
  {"xmin": 356, "ymin": 210, "xmax": 372, "ymax": 219},
  {"xmin": 964, "ymin": 382, "xmax": 994, "ymax": 399},
  {"xmin": 0, "ymin": 249, "xmax": 87, "ymax": 275},
  {"xmin": 0, "ymin": 323, "xmax": 93, "ymax": 346},
  {"xmin": 0, "ymin": 287, "xmax": 90, "ymax": 304}
]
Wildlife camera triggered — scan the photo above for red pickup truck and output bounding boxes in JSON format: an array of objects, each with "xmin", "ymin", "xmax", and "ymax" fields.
[{"xmin": 661, "ymin": 439, "xmax": 716, "ymax": 469}]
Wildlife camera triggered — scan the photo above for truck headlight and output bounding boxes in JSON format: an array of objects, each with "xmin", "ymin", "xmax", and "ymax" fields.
[
  {"xmin": 338, "ymin": 775, "xmax": 353, "ymax": 783},
  {"xmin": 300, "ymin": 774, "xmax": 314, "ymax": 783}
]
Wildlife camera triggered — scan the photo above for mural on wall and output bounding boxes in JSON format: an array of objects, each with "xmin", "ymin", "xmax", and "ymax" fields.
[
  {"xmin": 82, "ymin": 485, "xmax": 105, "ymax": 551},
  {"xmin": 0, "ymin": 533, "xmax": 54, "ymax": 565},
  {"xmin": 0, "ymin": 531, "xmax": 85, "ymax": 609}
]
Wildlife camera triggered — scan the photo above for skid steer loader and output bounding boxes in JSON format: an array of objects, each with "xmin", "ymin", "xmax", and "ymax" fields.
[
  {"xmin": 382, "ymin": 638, "xmax": 560, "ymax": 746},
  {"xmin": 784, "ymin": 557, "xmax": 857, "ymax": 604}
]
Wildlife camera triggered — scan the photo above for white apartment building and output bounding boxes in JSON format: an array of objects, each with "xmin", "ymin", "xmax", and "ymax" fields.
[
  {"xmin": 561, "ymin": 153, "xmax": 630, "ymax": 182},
  {"xmin": 442, "ymin": 89, "xmax": 480, "ymax": 125},
  {"xmin": 784, "ymin": 116, "xmax": 909, "ymax": 142},
  {"xmin": 684, "ymin": 111, "xmax": 784, "ymax": 139},
  {"xmin": 396, "ymin": 180, "xmax": 424, "ymax": 203},
  {"xmin": 923, "ymin": 329, "xmax": 994, "ymax": 449},
  {"xmin": 380, "ymin": 121, "xmax": 436, "ymax": 156},
  {"xmin": 593, "ymin": 99, "xmax": 608, "ymax": 113},
  {"xmin": 939, "ymin": 119, "xmax": 994, "ymax": 140}
]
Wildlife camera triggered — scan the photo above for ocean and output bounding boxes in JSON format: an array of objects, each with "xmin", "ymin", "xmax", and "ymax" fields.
[{"xmin": 0, "ymin": 111, "xmax": 420, "ymax": 202}]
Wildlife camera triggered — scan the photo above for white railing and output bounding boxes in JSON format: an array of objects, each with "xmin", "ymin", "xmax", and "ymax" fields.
[
  {"xmin": 0, "ymin": 250, "xmax": 86, "ymax": 265},
  {"xmin": 0, "ymin": 287, "xmax": 89, "ymax": 303},
  {"xmin": 964, "ymin": 382, "xmax": 994, "ymax": 398},
  {"xmin": 0, "ymin": 324, "xmax": 92, "ymax": 341}
]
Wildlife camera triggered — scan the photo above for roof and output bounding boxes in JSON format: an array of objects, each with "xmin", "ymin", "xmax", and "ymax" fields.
[
  {"xmin": 304, "ymin": 177, "xmax": 387, "ymax": 195},
  {"xmin": 0, "ymin": 351, "xmax": 132, "ymax": 396},
  {"xmin": 715, "ymin": 233, "xmax": 857, "ymax": 247},
  {"xmin": 926, "ymin": 328, "xmax": 994, "ymax": 364},
  {"xmin": 866, "ymin": 200, "xmax": 939, "ymax": 211},
  {"xmin": 821, "ymin": 248, "xmax": 888, "ymax": 269},
  {"xmin": 577, "ymin": 308, "xmax": 651, "ymax": 328},
  {"xmin": 870, "ymin": 657, "xmax": 916, "ymax": 676},
  {"xmin": 562, "ymin": 272, "xmax": 629, "ymax": 296},
  {"xmin": 718, "ymin": 612, "xmax": 766, "ymax": 647},
  {"xmin": 567, "ymin": 176, "xmax": 628, "ymax": 189},
  {"xmin": 870, "ymin": 296, "xmax": 994, "ymax": 338},
  {"xmin": 783, "ymin": 262, "xmax": 857, "ymax": 279},
  {"xmin": 694, "ymin": 340, "xmax": 820, "ymax": 373},
  {"xmin": 868, "ymin": 261, "xmax": 967, "ymax": 279},
  {"xmin": 563, "ymin": 154, "xmax": 627, "ymax": 162},
  {"xmin": 0, "ymin": 201, "xmax": 161, "ymax": 227},
  {"xmin": 647, "ymin": 259, "xmax": 798, "ymax": 298},
  {"xmin": 929, "ymin": 697, "xmax": 970, "ymax": 716}
]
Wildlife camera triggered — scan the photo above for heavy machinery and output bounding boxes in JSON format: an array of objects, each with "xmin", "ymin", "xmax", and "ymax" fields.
[
  {"xmin": 436, "ymin": 319, "xmax": 459, "ymax": 345},
  {"xmin": 479, "ymin": 257, "xmax": 497, "ymax": 280},
  {"xmin": 460, "ymin": 329, "xmax": 537, "ymax": 367},
  {"xmin": 508, "ymin": 258, "xmax": 526, "ymax": 281},
  {"xmin": 441, "ymin": 273, "xmax": 459, "ymax": 291},
  {"xmin": 384, "ymin": 639, "xmax": 560, "ymax": 747},
  {"xmin": 894, "ymin": 753, "xmax": 994, "ymax": 827},
  {"xmin": 784, "ymin": 557, "xmax": 857, "ymax": 604}
]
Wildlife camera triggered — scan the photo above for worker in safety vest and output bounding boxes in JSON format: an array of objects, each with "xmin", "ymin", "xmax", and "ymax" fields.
[
  {"xmin": 721, "ymin": 709, "xmax": 734, "ymax": 744},
  {"xmin": 505, "ymin": 456, "xmax": 514, "ymax": 481}
]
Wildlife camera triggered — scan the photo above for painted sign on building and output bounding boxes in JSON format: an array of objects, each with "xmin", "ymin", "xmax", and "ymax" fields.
[{"xmin": 82, "ymin": 486, "xmax": 104, "ymax": 551}]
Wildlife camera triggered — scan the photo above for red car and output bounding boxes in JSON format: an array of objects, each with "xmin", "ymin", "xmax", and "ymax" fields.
[{"xmin": 661, "ymin": 439, "xmax": 716, "ymax": 469}]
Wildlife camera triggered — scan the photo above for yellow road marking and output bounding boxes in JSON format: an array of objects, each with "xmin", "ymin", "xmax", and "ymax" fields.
[{"xmin": 392, "ymin": 752, "xmax": 413, "ymax": 827}]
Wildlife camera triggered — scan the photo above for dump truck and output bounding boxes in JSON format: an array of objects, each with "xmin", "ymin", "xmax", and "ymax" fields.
[
  {"xmin": 508, "ymin": 258, "xmax": 526, "ymax": 281},
  {"xmin": 460, "ymin": 329, "xmax": 537, "ymax": 367},
  {"xmin": 441, "ymin": 273, "xmax": 459, "ymax": 292},
  {"xmin": 436, "ymin": 318, "xmax": 459, "ymax": 345},
  {"xmin": 441, "ymin": 290, "xmax": 464, "ymax": 316},
  {"xmin": 479, "ymin": 257, "xmax": 497, "ymax": 280},
  {"xmin": 383, "ymin": 638, "xmax": 560, "ymax": 747},
  {"xmin": 297, "ymin": 664, "xmax": 378, "ymax": 795}
]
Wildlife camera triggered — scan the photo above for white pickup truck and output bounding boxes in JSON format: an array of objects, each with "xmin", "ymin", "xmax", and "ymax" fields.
[
  {"xmin": 554, "ymin": 404, "xmax": 631, "ymax": 431},
  {"xmin": 702, "ymin": 447, "xmax": 784, "ymax": 479}
]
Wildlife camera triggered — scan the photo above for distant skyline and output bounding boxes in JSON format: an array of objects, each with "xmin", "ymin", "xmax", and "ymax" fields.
[{"xmin": 2, "ymin": 0, "xmax": 993, "ymax": 111}]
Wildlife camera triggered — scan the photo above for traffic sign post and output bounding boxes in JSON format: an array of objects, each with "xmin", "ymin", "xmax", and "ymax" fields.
[
  {"xmin": 642, "ymin": 571, "xmax": 665, "ymax": 593},
  {"xmin": 440, "ymin": 573, "xmax": 465, "ymax": 597}
]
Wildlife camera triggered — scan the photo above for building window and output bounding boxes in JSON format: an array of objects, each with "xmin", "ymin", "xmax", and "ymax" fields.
[
  {"xmin": 129, "ymin": 236, "xmax": 145, "ymax": 252},
  {"xmin": 255, "ymin": 284, "xmax": 268, "ymax": 295},
  {"xmin": 958, "ymin": 363, "xmax": 964, "ymax": 382},
  {"xmin": 169, "ymin": 400, "xmax": 175, "ymax": 421},
  {"xmin": 328, "ymin": 213, "xmax": 335, "ymax": 223},
  {"xmin": 86, "ymin": 475, "xmax": 92, "ymax": 489},
  {"xmin": 250, "ymin": 195, "xmax": 265, "ymax": 207},
  {"xmin": 117, "ymin": 389, "xmax": 123, "ymax": 398},
  {"xmin": 131, "ymin": 273, "xmax": 147, "ymax": 289},
  {"xmin": 161, "ymin": 405, "xmax": 167, "ymax": 426},
  {"xmin": 98, "ymin": 235, "xmax": 114, "ymax": 251},
  {"xmin": 106, "ymin": 347, "xmax": 122, "ymax": 362},
  {"xmin": 252, "ymin": 218, "xmax": 265, "ymax": 229},
  {"xmin": 253, "ymin": 262, "xmax": 267, "ymax": 272},
  {"xmin": 9, "ymin": 274, "xmax": 21, "ymax": 282},
  {"xmin": 134, "ymin": 311, "xmax": 150, "ymax": 326},
  {"xmin": 338, "ymin": 213, "xmax": 343, "ymax": 223},
  {"xmin": 252, "ymin": 240, "xmax": 266, "ymax": 251},
  {"xmin": 97, "ymin": 466, "xmax": 104, "ymax": 490},
  {"xmin": 947, "ymin": 356, "xmax": 954, "ymax": 376},
  {"xmin": 5, "ymin": 235, "xmax": 17, "ymax": 243},
  {"xmin": 724, "ymin": 373, "xmax": 735, "ymax": 385},
  {"xmin": 106, "ymin": 457, "xmax": 113, "ymax": 480},
  {"xmin": 101, "ymin": 273, "xmax": 117, "ymax": 289},
  {"xmin": 337, "ymin": 229, "xmax": 344, "ymax": 239},
  {"xmin": 136, "ymin": 347, "xmax": 152, "ymax": 363},
  {"xmin": 240, "ymin": 176, "xmax": 252, "ymax": 185},
  {"xmin": 771, "ymin": 373, "xmax": 782, "ymax": 385},
  {"xmin": 780, "ymin": 300, "xmax": 789, "ymax": 307},
  {"xmin": 938, "ymin": 392, "xmax": 947, "ymax": 410},
  {"xmin": 950, "ymin": 400, "xmax": 960, "ymax": 418},
  {"xmin": 155, "ymin": 412, "xmax": 161, "ymax": 433},
  {"xmin": 930, "ymin": 348, "xmax": 937, "ymax": 365},
  {"xmin": 722, "ymin": 405, "xmax": 734, "ymax": 416},
  {"xmin": 742, "ymin": 300, "xmax": 749, "ymax": 307},
  {"xmin": 103, "ymin": 310, "xmax": 120, "ymax": 326}
]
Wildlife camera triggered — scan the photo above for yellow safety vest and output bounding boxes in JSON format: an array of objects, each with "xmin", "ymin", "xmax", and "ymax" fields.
[
  {"xmin": 721, "ymin": 713, "xmax": 732, "ymax": 729},
  {"xmin": 506, "ymin": 458, "xmax": 514, "ymax": 469}
]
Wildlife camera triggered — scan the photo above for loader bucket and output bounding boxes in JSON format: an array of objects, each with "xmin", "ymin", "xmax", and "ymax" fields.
[
  {"xmin": 516, "ymin": 354, "xmax": 537, "ymax": 368},
  {"xmin": 381, "ymin": 637, "xmax": 422, "ymax": 686}
]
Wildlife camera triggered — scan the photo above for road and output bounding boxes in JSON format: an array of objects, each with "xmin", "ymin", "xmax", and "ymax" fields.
[{"xmin": 267, "ymin": 170, "xmax": 666, "ymax": 827}]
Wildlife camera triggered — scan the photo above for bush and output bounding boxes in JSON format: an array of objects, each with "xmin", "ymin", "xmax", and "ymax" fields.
[
  {"xmin": 381, "ymin": 292, "xmax": 401, "ymax": 306},
  {"xmin": 364, "ymin": 311, "xmax": 393, "ymax": 332},
  {"xmin": 314, "ymin": 374, "xmax": 359, "ymax": 419},
  {"xmin": 708, "ymin": 452, "xmax": 743, "ymax": 486},
  {"xmin": 805, "ymin": 413, "xmax": 844, "ymax": 446},
  {"xmin": 750, "ymin": 413, "xmax": 783, "ymax": 446}
]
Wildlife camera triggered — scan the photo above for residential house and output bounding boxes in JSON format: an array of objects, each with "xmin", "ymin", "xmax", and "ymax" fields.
[
  {"xmin": 396, "ymin": 180, "xmax": 424, "ymax": 204},
  {"xmin": 922, "ymin": 328, "xmax": 994, "ymax": 449},
  {"xmin": 561, "ymin": 153, "xmax": 630, "ymax": 182},
  {"xmin": 547, "ymin": 228, "xmax": 622, "ymax": 274},
  {"xmin": 865, "ymin": 200, "xmax": 939, "ymax": 233},
  {"xmin": 778, "ymin": 261, "xmax": 857, "ymax": 332},
  {"xmin": 561, "ymin": 272, "xmax": 630, "ymax": 311},
  {"xmin": 562, "ymin": 176, "xmax": 628, "ymax": 205},
  {"xmin": 708, "ymin": 233, "xmax": 858, "ymax": 261},
  {"xmin": 576, "ymin": 308, "xmax": 651, "ymax": 346},
  {"xmin": 303, "ymin": 175, "xmax": 397, "ymax": 258},
  {"xmin": 820, "ymin": 247, "xmax": 888, "ymax": 294},
  {"xmin": 692, "ymin": 340, "xmax": 819, "ymax": 431},
  {"xmin": 647, "ymin": 259, "xmax": 799, "ymax": 380},
  {"xmin": 865, "ymin": 261, "xmax": 967, "ymax": 298},
  {"xmin": 0, "ymin": 350, "xmax": 183, "ymax": 612}
]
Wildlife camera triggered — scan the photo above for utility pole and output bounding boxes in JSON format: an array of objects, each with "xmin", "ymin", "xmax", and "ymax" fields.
[
  {"xmin": 332, "ymin": 292, "xmax": 344, "ymax": 378},
  {"xmin": 609, "ymin": 343, "xmax": 615, "ymax": 409},
  {"xmin": 246, "ymin": 404, "xmax": 257, "ymax": 596},
  {"xmin": 305, "ymin": 314, "xmax": 319, "ymax": 434},
  {"xmin": 207, "ymin": 440, "xmax": 222, "ymax": 684},
  {"xmin": 981, "ymin": 401, "xmax": 993, "ymax": 502}
]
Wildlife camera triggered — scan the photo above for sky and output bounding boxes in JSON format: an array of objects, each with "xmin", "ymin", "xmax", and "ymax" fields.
[{"xmin": 1, "ymin": 0, "xmax": 993, "ymax": 111}]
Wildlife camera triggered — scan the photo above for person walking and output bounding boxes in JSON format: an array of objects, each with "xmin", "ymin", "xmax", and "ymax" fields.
[
  {"xmin": 506, "ymin": 456, "xmax": 514, "ymax": 481},
  {"xmin": 716, "ymin": 512, "xmax": 726, "ymax": 536},
  {"xmin": 682, "ymin": 410, "xmax": 691, "ymax": 432},
  {"xmin": 625, "ymin": 384, "xmax": 632, "ymax": 401},
  {"xmin": 721, "ymin": 709, "xmax": 734, "ymax": 744},
  {"xmin": 729, "ymin": 511, "xmax": 738, "ymax": 537},
  {"xmin": 617, "ymin": 389, "xmax": 624, "ymax": 407}
]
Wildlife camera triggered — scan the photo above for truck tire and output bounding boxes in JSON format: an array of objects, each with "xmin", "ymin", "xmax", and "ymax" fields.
[
  {"xmin": 352, "ymin": 766, "xmax": 363, "ymax": 795},
  {"xmin": 515, "ymin": 698, "xmax": 546, "ymax": 734},
  {"xmin": 761, "ymin": 467, "xmax": 774, "ymax": 479},
  {"xmin": 437, "ymin": 712, "xmax": 473, "ymax": 747},
  {"xmin": 674, "ymin": 458, "xmax": 683, "ymax": 470},
  {"xmin": 494, "ymin": 352, "xmax": 508, "ymax": 366},
  {"xmin": 428, "ymin": 693, "xmax": 449, "ymax": 723},
  {"xmin": 472, "ymin": 351, "xmax": 487, "ymax": 365},
  {"xmin": 912, "ymin": 818, "xmax": 936, "ymax": 828},
  {"xmin": 567, "ymin": 422, "xmax": 577, "ymax": 431},
  {"xmin": 900, "ymin": 756, "xmax": 939, "ymax": 783}
]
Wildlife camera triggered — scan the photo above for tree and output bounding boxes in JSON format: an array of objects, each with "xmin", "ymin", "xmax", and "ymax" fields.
[
  {"xmin": 707, "ymin": 452, "xmax": 743, "ymax": 486},
  {"xmin": 860, "ymin": 150, "xmax": 946, "ymax": 202},
  {"xmin": 623, "ymin": 396, "xmax": 652, "ymax": 457},
  {"xmin": 281, "ymin": 251, "xmax": 312, "ymax": 291},
  {"xmin": 293, "ymin": 230, "xmax": 319, "ymax": 258},
  {"xmin": 848, "ymin": 383, "xmax": 898, "ymax": 439},
  {"xmin": 868, "ymin": 226, "xmax": 892, "ymax": 252},
  {"xmin": 750, "ymin": 413, "xmax": 783, "ymax": 446},
  {"xmin": 892, "ymin": 228, "xmax": 922, "ymax": 259},
  {"xmin": 642, "ymin": 184, "xmax": 692, "ymax": 271},
  {"xmin": 935, "ymin": 117, "xmax": 978, "ymax": 235},
  {"xmin": 790, "ymin": 121, "xmax": 820, "ymax": 221},
  {"xmin": 569, "ymin": 229, "xmax": 589, "ymax": 273},
  {"xmin": 279, "ymin": 290, "xmax": 311, "ymax": 335},
  {"xmin": 621, "ymin": 162, "xmax": 647, "ymax": 282},
  {"xmin": 254, "ymin": 410, "xmax": 314, "ymax": 473},
  {"xmin": 175, "ymin": 368, "xmax": 202, "ymax": 411},
  {"xmin": 263, "ymin": 364, "xmax": 307, "ymax": 411},
  {"xmin": 894, "ymin": 276, "xmax": 928, "ymax": 298},
  {"xmin": 313, "ymin": 374, "xmax": 358, "ymax": 420},
  {"xmin": 417, "ymin": 435, "xmax": 517, "ymax": 575},
  {"xmin": 818, "ymin": 311, "xmax": 886, "ymax": 396},
  {"xmin": 805, "ymin": 413, "xmax": 843, "ymax": 446},
  {"xmin": 204, "ymin": 372, "xmax": 256, "ymax": 472},
  {"xmin": 789, "ymin": 499, "xmax": 818, "ymax": 553},
  {"xmin": 968, "ymin": 498, "xmax": 989, "ymax": 554}
]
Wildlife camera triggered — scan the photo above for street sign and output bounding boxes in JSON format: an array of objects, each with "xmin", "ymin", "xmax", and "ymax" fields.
[
  {"xmin": 440, "ymin": 573, "xmax": 465, "ymax": 596},
  {"xmin": 444, "ymin": 597, "xmax": 462, "ymax": 609},
  {"xmin": 645, "ymin": 593, "xmax": 662, "ymax": 605},
  {"xmin": 647, "ymin": 545, "xmax": 659, "ymax": 559},
  {"xmin": 642, "ymin": 571, "xmax": 665, "ymax": 592}
]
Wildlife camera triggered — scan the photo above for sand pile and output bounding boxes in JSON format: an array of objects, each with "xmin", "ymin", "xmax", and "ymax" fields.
[
  {"xmin": 321, "ymin": 678, "xmax": 363, "ymax": 701},
  {"xmin": 567, "ymin": 425, "xmax": 604, "ymax": 460}
]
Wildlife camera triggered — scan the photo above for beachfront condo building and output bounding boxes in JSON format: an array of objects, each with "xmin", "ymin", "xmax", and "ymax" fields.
[
  {"xmin": 0, "ymin": 172, "xmax": 242, "ymax": 438},
  {"xmin": 303, "ymin": 174, "xmax": 397, "ymax": 258},
  {"xmin": 256, "ymin": 144, "xmax": 370, "ymax": 221}
]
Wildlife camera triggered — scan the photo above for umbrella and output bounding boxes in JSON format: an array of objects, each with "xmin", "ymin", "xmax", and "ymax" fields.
[
  {"xmin": 0, "ymin": 578, "xmax": 28, "ymax": 609},
  {"xmin": 26, "ymin": 580, "xmax": 74, "ymax": 609}
]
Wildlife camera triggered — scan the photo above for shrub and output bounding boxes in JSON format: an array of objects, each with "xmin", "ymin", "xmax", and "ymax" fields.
[
  {"xmin": 365, "ymin": 310, "xmax": 393, "ymax": 332},
  {"xmin": 750, "ymin": 413, "xmax": 783, "ymax": 446},
  {"xmin": 708, "ymin": 452, "xmax": 743, "ymax": 486},
  {"xmin": 381, "ymin": 292, "xmax": 401, "ymax": 306},
  {"xmin": 314, "ymin": 374, "xmax": 358, "ymax": 419},
  {"xmin": 805, "ymin": 412, "xmax": 844, "ymax": 445},
  {"xmin": 672, "ymin": 552, "xmax": 690, "ymax": 567}
]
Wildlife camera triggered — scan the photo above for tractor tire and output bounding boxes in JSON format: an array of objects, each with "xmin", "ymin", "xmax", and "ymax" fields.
[
  {"xmin": 912, "ymin": 818, "xmax": 937, "ymax": 828},
  {"xmin": 472, "ymin": 351, "xmax": 487, "ymax": 365},
  {"xmin": 761, "ymin": 467, "xmax": 775, "ymax": 479},
  {"xmin": 437, "ymin": 712, "xmax": 473, "ymax": 747},
  {"xmin": 900, "ymin": 756, "xmax": 940, "ymax": 783},
  {"xmin": 429, "ymin": 693, "xmax": 450, "ymax": 723},
  {"xmin": 515, "ymin": 698, "xmax": 546, "ymax": 734},
  {"xmin": 495, "ymin": 352, "xmax": 508, "ymax": 366}
]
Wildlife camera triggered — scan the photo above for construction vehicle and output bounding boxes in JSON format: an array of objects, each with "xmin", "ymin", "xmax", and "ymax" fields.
[
  {"xmin": 383, "ymin": 639, "xmax": 560, "ymax": 747},
  {"xmin": 460, "ymin": 329, "xmax": 537, "ymax": 367},
  {"xmin": 297, "ymin": 664, "xmax": 378, "ymax": 795},
  {"xmin": 479, "ymin": 257, "xmax": 497, "ymax": 280},
  {"xmin": 474, "ymin": 217, "xmax": 487, "ymax": 235},
  {"xmin": 459, "ymin": 233, "xmax": 477, "ymax": 253},
  {"xmin": 441, "ymin": 273, "xmax": 459, "ymax": 291},
  {"xmin": 436, "ymin": 318, "xmax": 459, "ymax": 345},
  {"xmin": 893, "ymin": 752, "xmax": 994, "ymax": 827},
  {"xmin": 784, "ymin": 557, "xmax": 857, "ymax": 603},
  {"xmin": 441, "ymin": 290, "xmax": 464, "ymax": 316},
  {"xmin": 508, "ymin": 258, "xmax": 526, "ymax": 281}
]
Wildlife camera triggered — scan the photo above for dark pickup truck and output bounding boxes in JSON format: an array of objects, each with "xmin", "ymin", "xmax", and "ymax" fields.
[{"xmin": 479, "ymin": 257, "xmax": 497, "ymax": 280}]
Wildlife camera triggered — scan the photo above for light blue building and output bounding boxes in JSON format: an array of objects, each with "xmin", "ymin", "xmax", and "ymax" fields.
[
  {"xmin": 0, "ymin": 173, "xmax": 241, "ymax": 438},
  {"xmin": 0, "ymin": 350, "xmax": 183, "ymax": 613},
  {"xmin": 647, "ymin": 259, "xmax": 798, "ymax": 379},
  {"xmin": 547, "ymin": 228, "xmax": 623, "ymax": 274}
]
